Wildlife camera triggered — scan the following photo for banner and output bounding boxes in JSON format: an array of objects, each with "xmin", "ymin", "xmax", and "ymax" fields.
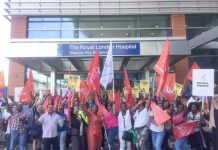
[
  {"xmin": 64, "ymin": 75, "xmax": 80, "ymax": 92},
  {"xmin": 100, "ymin": 42, "xmax": 114, "ymax": 90},
  {"xmin": 150, "ymin": 101, "xmax": 171, "ymax": 126},
  {"xmin": 192, "ymin": 69, "xmax": 214, "ymax": 96},
  {"xmin": 132, "ymin": 87, "xmax": 139, "ymax": 98},
  {"xmin": 162, "ymin": 73, "xmax": 176, "ymax": 101},
  {"xmin": 140, "ymin": 80, "xmax": 149, "ymax": 93},
  {"xmin": 154, "ymin": 38, "xmax": 170, "ymax": 97},
  {"xmin": 173, "ymin": 121, "xmax": 197, "ymax": 139},
  {"xmin": 174, "ymin": 83, "xmax": 183, "ymax": 96}
]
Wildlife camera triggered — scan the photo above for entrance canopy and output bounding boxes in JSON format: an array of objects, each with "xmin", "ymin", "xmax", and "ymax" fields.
[{"xmin": 7, "ymin": 37, "xmax": 190, "ymax": 75}]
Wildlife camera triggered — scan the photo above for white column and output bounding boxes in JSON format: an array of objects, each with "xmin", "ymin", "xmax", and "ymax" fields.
[
  {"xmin": 145, "ymin": 68, "xmax": 150, "ymax": 81},
  {"xmin": 50, "ymin": 68, "xmax": 56, "ymax": 95}
]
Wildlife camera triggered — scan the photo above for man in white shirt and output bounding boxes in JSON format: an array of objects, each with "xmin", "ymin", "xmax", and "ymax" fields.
[{"xmin": 36, "ymin": 104, "xmax": 61, "ymax": 150}]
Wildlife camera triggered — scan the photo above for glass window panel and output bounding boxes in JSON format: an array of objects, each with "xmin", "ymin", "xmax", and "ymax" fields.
[
  {"xmin": 139, "ymin": 15, "xmax": 171, "ymax": 28},
  {"xmin": 61, "ymin": 22, "xmax": 78, "ymax": 29},
  {"xmin": 140, "ymin": 29, "xmax": 172, "ymax": 37},
  {"xmin": 28, "ymin": 31, "xmax": 60, "ymax": 39},
  {"xmin": 61, "ymin": 30, "xmax": 78, "ymax": 38},
  {"xmin": 42, "ymin": 17, "xmax": 61, "ymax": 21},
  {"xmin": 62, "ymin": 17, "xmax": 78, "ymax": 22},
  {"xmin": 29, "ymin": 17, "xmax": 43, "ymax": 21},
  {"xmin": 79, "ymin": 30, "xmax": 139, "ymax": 38},
  {"xmin": 186, "ymin": 14, "xmax": 217, "ymax": 27},
  {"xmin": 29, "ymin": 22, "xmax": 61, "ymax": 29},
  {"xmin": 186, "ymin": 28, "xmax": 211, "ymax": 40}
]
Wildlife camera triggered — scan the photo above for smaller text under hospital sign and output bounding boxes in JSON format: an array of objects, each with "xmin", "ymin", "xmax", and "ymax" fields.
[{"xmin": 57, "ymin": 42, "xmax": 140, "ymax": 56}]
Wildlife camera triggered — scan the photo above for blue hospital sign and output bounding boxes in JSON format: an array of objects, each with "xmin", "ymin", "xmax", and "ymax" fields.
[{"xmin": 57, "ymin": 42, "xmax": 140, "ymax": 56}]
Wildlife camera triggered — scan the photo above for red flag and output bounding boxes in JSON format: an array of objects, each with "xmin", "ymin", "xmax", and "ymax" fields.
[
  {"xmin": 19, "ymin": 70, "xmax": 35, "ymax": 103},
  {"xmin": 115, "ymin": 91, "xmax": 121, "ymax": 112},
  {"xmin": 87, "ymin": 50, "xmax": 100, "ymax": 95},
  {"xmin": 27, "ymin": 69, "xmax": 35, "ymax": 96},
  {"xmin": 124, "ymin": 67, "xmax": 135, "ymax": 107},
  {"xmin": 154, "ymin": 39, "xmax": 170, "ymax": 97},
  {"xmin": 79, "ymin": 79, "xmax": 90, "ymax": 102},
  {"xmin": 0, "ymin": 71, "xmax": 5, "ymax": 88},
  {"xmin": 150, "ymin": 101, "xmax": 171, "ymax": 126},
  {"xmin": 67, "ymin": 92, "xmax": 73, "ymax": 123},
  {"xmin": 162, "ymin": 73, "xmax": 176, "ymax": 101},
  {"xmin": 186, "ymin": 62, "xmax": 200, "ymax": 80},
  {"xmin": 173, "ymin": 121, "xmax": 198, "ymax": 139}
]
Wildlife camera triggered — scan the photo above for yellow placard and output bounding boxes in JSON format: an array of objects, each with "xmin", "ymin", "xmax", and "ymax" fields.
[
  {"xmin": 134, "ymin": 83, "xmax": 140, "ymax": 89},
  {"xmin": 140, "ymin": 80, "xmax": 149, "ymax": 93},
  {"xmin": 132, "ymin": 87, "xmax": 139, "ymax": 98},
  {"xmin": 64, "ymin": 75, "xmax": 80, "ymax": 92},
  {"xmin": 174, "ymin": 83, "xmax": 183, "ymax": 96}
]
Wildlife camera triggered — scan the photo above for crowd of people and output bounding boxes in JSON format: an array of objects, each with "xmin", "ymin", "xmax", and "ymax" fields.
[{"xmin": 0, "ymin": 86, "xmax": 217, "ymax": 150}]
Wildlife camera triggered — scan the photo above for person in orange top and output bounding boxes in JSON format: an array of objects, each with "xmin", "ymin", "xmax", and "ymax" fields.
[{"xmin": 82, "ymin": 102, "xmax": 103, "ymax": 150}]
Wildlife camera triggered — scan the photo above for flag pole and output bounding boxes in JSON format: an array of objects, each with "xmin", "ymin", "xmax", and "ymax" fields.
[{"xmin": 153, "ymin": 72, "xmax": 157, "ymax": 93}]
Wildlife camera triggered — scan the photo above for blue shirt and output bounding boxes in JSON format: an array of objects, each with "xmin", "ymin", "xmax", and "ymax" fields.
[{"xmin": 57, "ymin": 113, "xmax": 67, "ymax": 132}]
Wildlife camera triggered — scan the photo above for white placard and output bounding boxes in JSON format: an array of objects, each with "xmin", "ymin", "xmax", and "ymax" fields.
[
  {"xmin": 14, "ymin": 87, "xmax": 23, "ymax": 102},
  {"xmin": 192, "ymin": 69, "xmax": 214, "ymax": 96}
]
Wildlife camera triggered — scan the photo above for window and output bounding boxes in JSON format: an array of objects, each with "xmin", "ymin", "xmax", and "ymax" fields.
[
  {"xmin": 28, "ymin": 15, "xmax": 172, "ymax": 39},
  {"xmin": 186, "ymin": 14, "xmax": 218, "ymax": 39}
]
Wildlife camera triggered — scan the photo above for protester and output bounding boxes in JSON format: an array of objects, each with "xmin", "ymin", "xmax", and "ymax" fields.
[
  {"xmin": 209, "ymin": 93, "xmax": 218, "ymax": 150},
  {"xmin": 31, "ymin": 105, "xmax": 43, "ymax": 150},
  {"xmin": 9, "ymin": 104, "xmax": 27, "ymax": 150},
  {"xmin": 72, "ymin": 106, "xmax": 88, "ymax": 150},
  {"xmin": 57, "ymin": 105, "xmax": 67, "ymax": 150},
  {"xmin": 187, "ymin": 102, "xmax": 205, "ymax": 150},
  {"xmin": 35, "ymin": 103, "xmax": 62, "ymax": 150},
  {"xmin": 149, "ymin": 102, "xmax": 166, "ymax": 150},
  {"xmin": 81, "ymin": 100, "xmax": 103, "ymax": 150},
  {"xmin": 118, "ymin": 102, "xmax": 132, "ymax": 150},
  {"xmin": 133, "ymin": 97, "xmax": 150, "ymax": 150},
  {"xmin": 172, "ymin": 103, "xmax": 189, "ymax": 150},
  {"xmin": 98, "ymin": 101, "xmax": 118, "ymax": 150},
  {"xmin": 162, "ymin": 100, "xmax": 173, "ymax": 150}
]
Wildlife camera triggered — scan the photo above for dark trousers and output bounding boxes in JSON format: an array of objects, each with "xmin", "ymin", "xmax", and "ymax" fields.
[
  {"xmin": 212, "ymin": 127, "xmax": 218, "ymax": 150},
  {"xmin": 188, "ymin": 131, "xmax": 204, "ymax": 150},
  {"xmin": 162, "ymin": 130, "xmax": 171, "ymax": 150},
  {"xmin": 43, "ymin": 136, "xmax": 59, "ymax": 150}
]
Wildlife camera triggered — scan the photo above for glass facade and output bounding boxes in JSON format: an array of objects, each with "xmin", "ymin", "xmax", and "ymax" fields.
[
  {"xmin": 28, "ymin": 15, "xmax": 172, "ymax": 39},
  {"xmin": 186, "ymin": 14, "xmax": 218, "ymax": 40}
]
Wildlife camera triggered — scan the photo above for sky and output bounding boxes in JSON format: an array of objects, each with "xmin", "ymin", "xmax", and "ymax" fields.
[{"xmin": 0, "ymin": 0, "xmax": 10, "ymax": 86}]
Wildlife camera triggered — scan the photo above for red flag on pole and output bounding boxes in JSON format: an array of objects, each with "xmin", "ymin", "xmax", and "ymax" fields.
[
  {"xmin": 115, "ymin": 91, "xmax": 121, "ymax": 112},
  {"xmin": 79, "ymin": 79, "xmax": 90, "ymax": 102},
  {"xmin": 186, "ymin": 62, "xmax": 200, "ymax": 80},
  {"xmin": 150, "ymin": 101, "xmax": 171, "ymax": 126},
  {"xmin": 173, "ymin": 121, "xmax": 198, "ymax": 139},
  {"xmin": 124, "ymin": 67, "xmax": 135, "ymax": 107},
  {"xmin": 87, "ymin": 50, "xmax": 100, "ymax": 95},
  {"xmin": 162, "ymin": 73, "xmax": 176, "ymax": 101},
  {"xmin": 154, "ymin": 38, "xmax": 170, "ymax": 97},
  {"xmin": 19, "ymin": 69, "xmax": 35, "ymax": 103},
  {"xmin": 0, "ymin": 71, "xmax": 5, "ymax": 88},
  {"xmin": 67, "ymin": 92, "xmax": 73, "ymax": 123},
  {"xmin": 27, "ymin": 69, "xmax": 35, "ymax": 96}
]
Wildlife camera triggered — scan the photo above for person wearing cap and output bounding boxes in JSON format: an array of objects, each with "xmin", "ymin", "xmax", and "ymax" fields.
[{"xmin": 35, "ymin": 103, "xmax": 62, "ymax": 150}]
